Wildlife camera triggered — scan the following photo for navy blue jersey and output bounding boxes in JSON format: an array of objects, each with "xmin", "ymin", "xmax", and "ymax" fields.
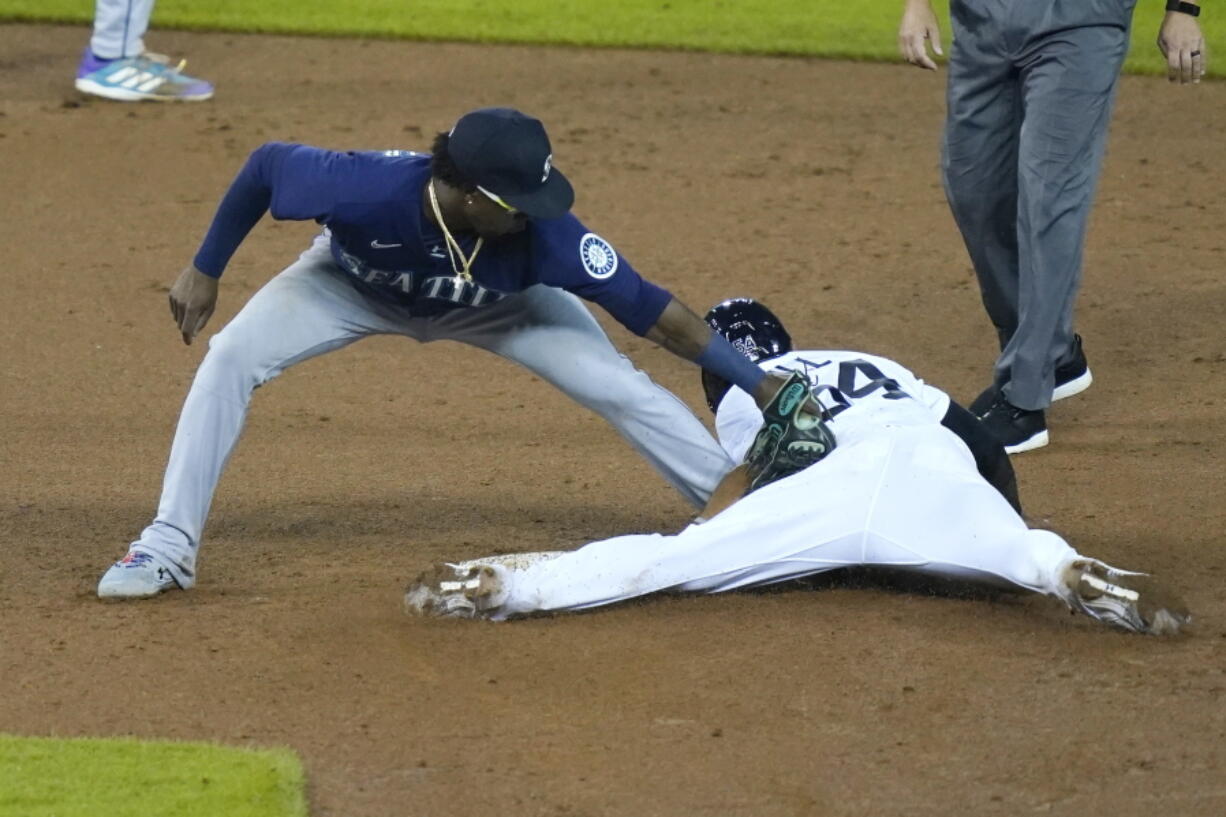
[{"xmin": 193, "ymin": 143, "xmax": 671, "ymax": 333}]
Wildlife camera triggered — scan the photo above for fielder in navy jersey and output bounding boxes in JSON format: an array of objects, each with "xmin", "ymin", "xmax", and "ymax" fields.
[{"xmin": 98, "ymin": 107, "xmax": 786, "ymax": 600}]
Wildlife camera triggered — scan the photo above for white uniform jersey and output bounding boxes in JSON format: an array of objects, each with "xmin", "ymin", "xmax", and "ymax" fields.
[{"xmin": 715, "ymin": 349, "xmax": 952, "ymax": 463}]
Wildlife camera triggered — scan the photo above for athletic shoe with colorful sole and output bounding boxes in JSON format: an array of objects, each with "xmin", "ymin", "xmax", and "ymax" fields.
[{"xmin": 75, "ymin": 49, "xmax": 214, "ymax": 102}]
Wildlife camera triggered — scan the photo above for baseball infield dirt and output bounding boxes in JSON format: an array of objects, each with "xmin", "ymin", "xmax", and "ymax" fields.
[{"xmin": 1, "ymin": 24, "xmax": 1223, "ymax": 817}]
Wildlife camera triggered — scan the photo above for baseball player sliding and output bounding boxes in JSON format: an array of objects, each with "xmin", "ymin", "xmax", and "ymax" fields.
[
  {"xmin": 98, "ymin": 108, "xmax": 796, "ymax": 599},
  {"xmin": 406, "ymin": 299, "xmax": 1190, "ymax": 636}
]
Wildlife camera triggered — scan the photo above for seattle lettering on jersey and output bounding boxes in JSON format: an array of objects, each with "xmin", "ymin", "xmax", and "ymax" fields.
[{"xmin": 335, "ymin": 248, "xmax": 504, "ymax": 308}]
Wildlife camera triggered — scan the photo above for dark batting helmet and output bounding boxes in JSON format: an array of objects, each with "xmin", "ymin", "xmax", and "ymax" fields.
[{"xmin": 701, "ymin": 298, "xmax": 793, "ymax": 412}]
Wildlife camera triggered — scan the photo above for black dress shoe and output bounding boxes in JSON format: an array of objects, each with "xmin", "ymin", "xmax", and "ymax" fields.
[{"xmin": 979, "ymin": 396, "xmax": 1048, "ymax": 454}]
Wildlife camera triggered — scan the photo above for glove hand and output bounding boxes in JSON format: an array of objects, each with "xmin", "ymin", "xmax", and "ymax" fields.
[{"xmin": 744, "ymin": 372, "xmax": 837, "ymax": 493}]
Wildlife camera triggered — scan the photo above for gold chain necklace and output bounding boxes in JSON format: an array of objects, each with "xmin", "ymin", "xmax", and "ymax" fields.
[{"xmin": 427, "ymin": 180, "xmax": 483, "ymax": 282}]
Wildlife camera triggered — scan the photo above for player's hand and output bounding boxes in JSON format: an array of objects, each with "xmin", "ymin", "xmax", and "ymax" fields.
[
  {"xmin": 168, "ymin": 265, "xmax": 219, "ymax": 345},
  {"xmin": 753, "ymin": 373, "xmax": 824, "ymax": 419},
  {"xmin": 1158, "ymin": 11, "xmax": 1207, "ymax": 84},
  {"xmin": 898, "ymin": 0, "xmax": 944, "ymax": 70}
]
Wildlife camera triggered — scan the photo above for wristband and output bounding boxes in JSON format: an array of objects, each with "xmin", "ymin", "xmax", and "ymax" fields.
[
  {"xmin": 1165, "ymin": 1, "xmax": 1201, "ymax": 17},
  {"xmin": 696, "ymin": 333, "xmax": 767, "ymax": 397}
]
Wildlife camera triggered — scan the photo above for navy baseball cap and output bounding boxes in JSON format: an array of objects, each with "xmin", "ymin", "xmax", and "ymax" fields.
[{"xmin": 447, "ymin": 107, "xmax": 574, "ymax": 219}]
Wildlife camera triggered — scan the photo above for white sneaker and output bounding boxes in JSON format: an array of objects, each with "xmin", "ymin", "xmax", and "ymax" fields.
[
  {"xmin": 97, "ymin": 551, "xmax": 182, "ymax": 599},
  {"xmin": 1061, "ymin": 558, "xmax": 1189, "ymax": 636},
  {"xmin": 404, "ymin": 563, "xmax": 508, "ymax": 619}
]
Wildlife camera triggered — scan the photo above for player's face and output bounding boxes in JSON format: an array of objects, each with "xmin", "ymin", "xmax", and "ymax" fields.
[{"xmin": 464, "ymin": 191, "xmax": 529, "ymax": 239}]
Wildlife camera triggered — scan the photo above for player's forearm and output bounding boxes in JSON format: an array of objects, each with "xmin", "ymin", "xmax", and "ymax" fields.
[
  {"xmin": 645, "ymin": 298, "xmax": 767, "ymax": 398},
  {"xmin": 192, "ymin": 143, "xmax": 287, "ymax": 278},
  {"xmin": 695, "ymin": 465, "xmax": 750, "ymax": 522}
]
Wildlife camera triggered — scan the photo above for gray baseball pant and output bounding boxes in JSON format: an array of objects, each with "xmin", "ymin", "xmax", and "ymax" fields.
[
  {"xmin": 942, "ymin": 0, "xmax": 1135, "ymax": 409},
  {"xmin": 130, "ymin": 234, "xmax": 734, "ymax": 587}
]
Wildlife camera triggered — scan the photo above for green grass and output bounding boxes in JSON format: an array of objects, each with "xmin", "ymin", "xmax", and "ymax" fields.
[
  {"xmin": 0, "ymin": 735, "xmax": 307, "ymax": 817},
  {"xmin": 1, "ymin": 0, "xmax": 1221, "ymax": 76}
]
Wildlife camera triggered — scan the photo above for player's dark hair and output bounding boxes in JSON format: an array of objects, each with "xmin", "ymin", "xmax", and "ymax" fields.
[{"xmin": 430, "ymin": 132, "xmax": 478, "ymax": 193}]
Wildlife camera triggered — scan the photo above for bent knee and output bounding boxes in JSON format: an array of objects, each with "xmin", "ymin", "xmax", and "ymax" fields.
[{"xmin": 198, "ymin": 330, "xmax": 275, "ymax": 388}]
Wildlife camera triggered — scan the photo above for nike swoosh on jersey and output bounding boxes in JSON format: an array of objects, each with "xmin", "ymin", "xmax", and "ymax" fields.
[{"xmin": 370, "ymin": 239, "xmax": 403, "ymax": 249}]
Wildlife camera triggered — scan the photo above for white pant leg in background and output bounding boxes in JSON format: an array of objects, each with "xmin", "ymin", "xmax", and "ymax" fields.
[
  {"xmin": 91, "ymin": 0, "xmax": 157, "ymax": 60},
  {"xmin": 427, "ymin": 285, "xmax": 735, "ymax": 508},
  {"xmin": 133, "ymin": 236, "xmax": 407, "ymax": 585},
  {"xmin": 493, "ymin": 424, "xmax": 1079, "ymax": 618}
]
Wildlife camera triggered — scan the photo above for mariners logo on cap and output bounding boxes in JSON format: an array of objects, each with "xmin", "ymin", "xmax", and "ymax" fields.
[
  {"xmin": 579, "ymin": 233, "xmax": 618, "ymax": 279},
  {"xmin": 542, "ymin": 154, "xmax": 553, "ymax": 183}
]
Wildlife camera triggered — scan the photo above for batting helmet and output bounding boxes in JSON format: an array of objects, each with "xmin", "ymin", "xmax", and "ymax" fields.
[{"xmin": 701, "ymin": 298, "xmax": 793, "ymax": 412}]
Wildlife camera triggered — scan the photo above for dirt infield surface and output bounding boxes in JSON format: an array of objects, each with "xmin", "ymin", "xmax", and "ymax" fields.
[{"xmin": 2, "ymin": 24, "xmax": 1224, "ymax": 817}]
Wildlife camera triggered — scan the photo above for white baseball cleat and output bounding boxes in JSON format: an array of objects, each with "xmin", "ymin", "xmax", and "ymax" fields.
[
  {"xmin": 1060, "ymin": 558, "xmax": 1189, "ymax": 636},
  {"xmin": 404, "ymin": 562, "xmax": 508, "ymax": 619},
  {"xmin": 97, "ymin": 551, "xmax": 182, "ymax": 599}
]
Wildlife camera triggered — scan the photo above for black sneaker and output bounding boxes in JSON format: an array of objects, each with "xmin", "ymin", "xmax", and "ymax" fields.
[
  {"xmin": 1052, "ymin": 334, "xmax": 1092, "ymax": 401},
  {"xmin": 968, "ymin": 334, "xmax": 1093, "ymax": 413},
  {"xmin": 979, "ymin": 396, "xmax": 1048, "ymax": 454},
  {"xmin": 968, "ymin": 383, "xmax": 1000, "ymax": 416}
]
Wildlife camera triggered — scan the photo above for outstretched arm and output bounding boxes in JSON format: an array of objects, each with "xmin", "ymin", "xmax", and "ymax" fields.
[
  {"xmin": 644, "ymin": 297, "xmax": 787, "ymax": 408},
  {"xmin": 171, "ymin": 143, "xmax": 287, "ymax": 345},
  {"xmin": 176, "ymin": 142, "xmax": 342, "ymax": 345},
  {"xmin": 694, "ymin": 465, "xmax": 750, "ymax": 524}
]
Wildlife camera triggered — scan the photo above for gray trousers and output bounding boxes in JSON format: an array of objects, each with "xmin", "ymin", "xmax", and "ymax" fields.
[
  {"xmin": 132, "ymin": 234, "xmax": 734, "ymax": 586},
  {"xmin": 942, "ymin": 0, "xmax": 1135, "ymax": 409}
]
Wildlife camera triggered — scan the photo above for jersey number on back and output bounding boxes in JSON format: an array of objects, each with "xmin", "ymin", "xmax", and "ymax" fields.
[{"xmin": 781, "ymin": 358, "xmax": 910, "ymax": 419}]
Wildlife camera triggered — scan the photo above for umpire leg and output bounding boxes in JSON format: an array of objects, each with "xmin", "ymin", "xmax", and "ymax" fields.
[
  {"xmin": 942, "ymin": 0, "xmax": 1023, "ymax": 361},
  {"xmin": 1004, "ymin": 15, "xmax": 1131, "ymax": 409}
]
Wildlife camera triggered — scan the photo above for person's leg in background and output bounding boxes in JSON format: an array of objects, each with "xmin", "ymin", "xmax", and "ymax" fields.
[
  {"xmin": 974, "ymin": 1, "xmax": 1133, "ymax": 451},
  {"xmin": 995, "ymin": 15, "xmax": 1132, "ymax": 410}
]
